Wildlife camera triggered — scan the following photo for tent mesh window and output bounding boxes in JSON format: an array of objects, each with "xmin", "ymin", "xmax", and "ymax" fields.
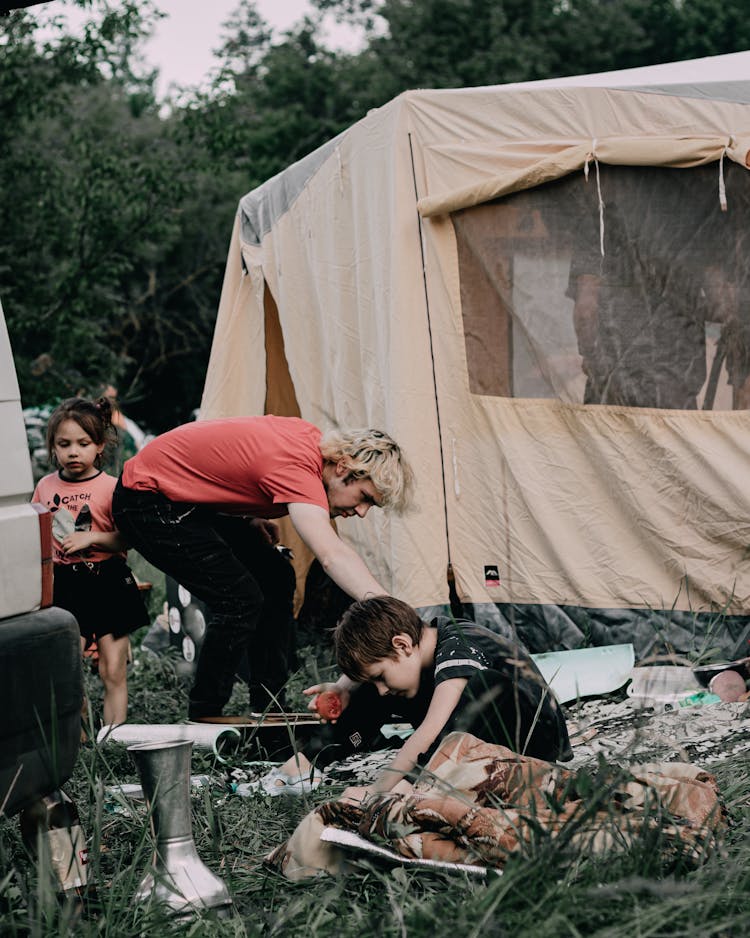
[{"xmin": 454, "ymin": 163, "xmax": 750, "ymax": 410}]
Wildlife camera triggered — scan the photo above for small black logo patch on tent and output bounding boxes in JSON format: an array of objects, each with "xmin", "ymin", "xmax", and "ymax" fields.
[{"xmin": 484, "ymin": 565, "xmax": 500, "ymax": 587}]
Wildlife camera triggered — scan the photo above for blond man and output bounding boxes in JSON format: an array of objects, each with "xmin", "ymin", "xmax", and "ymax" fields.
[{"xmin": 112, "ymin": 417, "xmax": 412, "ymax": 719}]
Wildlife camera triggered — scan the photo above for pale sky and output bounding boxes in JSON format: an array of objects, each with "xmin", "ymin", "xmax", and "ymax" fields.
[
  {"xmin": 40, "ymin": 0, "xmax": 364, "ymax": 98},
  {"xmin": 147, "ymin": 0, "xmax": 364, "ymax": 96}
]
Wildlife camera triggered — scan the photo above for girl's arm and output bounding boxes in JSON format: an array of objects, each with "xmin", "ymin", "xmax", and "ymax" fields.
[
  {"xmin": 61, "ymin": 530, "xmax": 128, "ymax": 556},
  {"xmin": 370, "ymin": 677, "xmax": 467, "ymax": 794}
]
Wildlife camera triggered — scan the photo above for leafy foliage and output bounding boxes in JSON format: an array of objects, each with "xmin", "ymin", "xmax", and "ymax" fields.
[{"xmin": 3, "ymin": 0, "xmax": 748, "ymax": 432}]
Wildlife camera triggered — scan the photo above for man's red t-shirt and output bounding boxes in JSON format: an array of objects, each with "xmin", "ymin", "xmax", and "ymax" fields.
[{"xmin": 121, "ymin": 415, "xmax": 329, "ymax": 517}]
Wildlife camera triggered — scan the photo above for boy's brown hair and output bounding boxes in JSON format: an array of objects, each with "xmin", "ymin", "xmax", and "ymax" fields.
[{"xmin": 334, "ymin": 596, "xmax": 424, "ymax": 681}]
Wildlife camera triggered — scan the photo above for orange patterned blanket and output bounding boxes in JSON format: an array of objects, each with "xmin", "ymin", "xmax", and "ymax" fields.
[{"xmin": 266, "ymin": 731, "xmax": 726, "ymax": 881}]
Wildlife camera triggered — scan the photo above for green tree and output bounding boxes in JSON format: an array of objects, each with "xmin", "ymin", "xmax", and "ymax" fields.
[
  {"xmin": 179, "ymin": 1, "xmax": 383, "ymax": 194},
  {"xmin": 314, "ymin": 0, "xmax": 750, "ymax": 89},
  {"xmin": 1, "ymin": 1, "xmax": 227, "ymax": 431},
  {"xmin": 673, "ymin": 0, "xmax": 750, "ymax": 59}
]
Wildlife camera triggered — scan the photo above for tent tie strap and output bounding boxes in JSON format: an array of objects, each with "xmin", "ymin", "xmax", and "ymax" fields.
[
  {"xmin": 584, "ymin": 139, "xmax": 606, "ymax": 256},
  {"xmin": 718, "ymin": 137, "xmax": 734, "ymax": 213}
]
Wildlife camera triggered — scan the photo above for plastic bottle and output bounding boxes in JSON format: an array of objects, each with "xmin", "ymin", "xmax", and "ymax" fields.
[{"xmin": 676, "ymin": 691, "xmax": 722, "ymax": 708}]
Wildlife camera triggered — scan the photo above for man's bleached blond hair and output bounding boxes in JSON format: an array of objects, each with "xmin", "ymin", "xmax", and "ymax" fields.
[{"xmin": 319, "ymin": 428, "xmax": 414, "ymax": 513}]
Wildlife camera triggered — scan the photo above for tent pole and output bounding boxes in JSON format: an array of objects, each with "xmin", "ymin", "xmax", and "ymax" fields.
[{"xmin": 408, "ymin": 133, "xmax": 457, "ymax": 612}]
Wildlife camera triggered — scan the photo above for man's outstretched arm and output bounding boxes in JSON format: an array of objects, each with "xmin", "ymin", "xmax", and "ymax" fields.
[{"xmin": 287, "ymin": 501, "xmax": 386, "ymax": 601}]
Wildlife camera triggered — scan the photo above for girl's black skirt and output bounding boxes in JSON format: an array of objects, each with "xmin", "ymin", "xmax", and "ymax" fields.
[{"xmin": 53, "ymin": 556, "xmax": 150, "ymax": 643}]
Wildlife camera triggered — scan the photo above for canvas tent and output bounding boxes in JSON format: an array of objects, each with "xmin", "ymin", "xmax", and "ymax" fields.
[{"xmin": 201, "ymin": 51, "xmax": 750, "ymax": 660}]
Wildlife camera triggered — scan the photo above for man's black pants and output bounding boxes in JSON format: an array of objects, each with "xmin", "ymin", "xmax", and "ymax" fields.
[{"xmin": 112, "ymin": 479, "xmax": 296, "ymax": 717}]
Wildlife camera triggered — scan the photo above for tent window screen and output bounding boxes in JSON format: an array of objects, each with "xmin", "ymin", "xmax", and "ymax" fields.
[{"xmin": 454, "ymin": 164, "xmax": 750, "ymax": 409}]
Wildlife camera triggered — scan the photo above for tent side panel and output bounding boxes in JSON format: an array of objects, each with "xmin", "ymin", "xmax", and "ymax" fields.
[
  {"xmin": 447, "ymin": 400, "xmax": 750, "ymax": 614},
  {"xmin": 250, "ymin": 103, "xmax": 450, "ymax": 607},
  {"xmin": 200, "ymin": 218, "xmax": 267, "ymax": 419}
]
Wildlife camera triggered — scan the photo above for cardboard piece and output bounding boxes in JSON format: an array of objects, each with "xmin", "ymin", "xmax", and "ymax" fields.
[
  {"xmin": 531, "ymin": 644, "xmax": 635, "ymax": 703},
  {"xmin": 319, "ymin": 827, "xmax": 496, "ymax": 877}
]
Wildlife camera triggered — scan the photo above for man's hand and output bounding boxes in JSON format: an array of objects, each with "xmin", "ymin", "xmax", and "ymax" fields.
[{"xmin": 251, "ymin": 518, "xmax": 280, "ymax": 545}]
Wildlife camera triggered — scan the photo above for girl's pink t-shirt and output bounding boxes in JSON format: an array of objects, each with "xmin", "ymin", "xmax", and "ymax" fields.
[
  {"xmin": 120, "ymin": 415, "xmax": 329, "ymax": 517},
  {"xmin": 32, "ymin": 470, "xmax": 123, "ymax": 564}
]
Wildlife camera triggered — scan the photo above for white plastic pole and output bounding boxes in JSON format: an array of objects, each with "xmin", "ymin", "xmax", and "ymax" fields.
[{"xmin": 97, "ymin": 723, "xmax": 241, "ymax": 753}]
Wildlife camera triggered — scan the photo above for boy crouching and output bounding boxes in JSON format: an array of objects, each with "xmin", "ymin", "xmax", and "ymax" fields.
[
  {"xmin": 256, "ymin": 596, "xmax": 572, "ymax": 797},
  {"xmin": 330, "ymin": 596, "xmax": 572, "ymax": 794}
]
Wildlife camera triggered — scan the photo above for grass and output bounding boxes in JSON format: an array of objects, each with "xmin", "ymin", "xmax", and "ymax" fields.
[{"xmin": 0, "ymin": 634, "xmax": 748, "ymax": 937}]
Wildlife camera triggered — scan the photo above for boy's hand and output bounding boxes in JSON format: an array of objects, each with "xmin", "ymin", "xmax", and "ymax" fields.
[
  {"xmin": 339, "ymin": 782, "xmax": 412, "ymax": 803},
  {"xmin": 303, "ymin": 681, "xmax": 351, "ymax": 723}
]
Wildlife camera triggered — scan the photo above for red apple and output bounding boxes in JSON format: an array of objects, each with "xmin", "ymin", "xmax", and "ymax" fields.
[{"xmin": 315, "ymin": 690, "xmax": 343, "ymax": 720}]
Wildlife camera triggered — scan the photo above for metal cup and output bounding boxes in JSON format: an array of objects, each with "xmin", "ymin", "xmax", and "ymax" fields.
[{"xmin": 128, "ymin": 739, "xmax": 232, "ymax": 917}]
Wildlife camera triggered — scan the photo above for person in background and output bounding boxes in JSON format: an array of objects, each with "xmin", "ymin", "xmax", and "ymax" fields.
[
  {"xmin": 32, "ymin": 397, "xmax": 149, "ymax": 726},
  {"xmin": 101, "ymin": 384, "xmax": 149, "ymax": 473},
  {"xmin": 252, "ymin": 595, "xmax": 572, "ymax": 795},
  {"xmin": 111, "ymin": 416, "xmax": 413, "ymax": 720}
]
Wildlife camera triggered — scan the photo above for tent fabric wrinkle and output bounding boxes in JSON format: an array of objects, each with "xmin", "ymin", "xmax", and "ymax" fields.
[{"xmin": 418, "ymin": 135, "xmax": 749, "ymax": 218}]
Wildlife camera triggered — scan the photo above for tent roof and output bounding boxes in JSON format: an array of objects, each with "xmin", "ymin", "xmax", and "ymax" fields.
[
  {"xmin": 497, "ymin": 50, "xmax": 750, "ymax": 104},
  {"xmin": 239, "ymin": 51, "xmax": 750, "ymax": 244}
]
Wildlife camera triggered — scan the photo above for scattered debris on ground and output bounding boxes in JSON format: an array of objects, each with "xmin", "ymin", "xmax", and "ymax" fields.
[{"xmin": 222, "ymin": 697, "xmax": 750, "ymax": 797}]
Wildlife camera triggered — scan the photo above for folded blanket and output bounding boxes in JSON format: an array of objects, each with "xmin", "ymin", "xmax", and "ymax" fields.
[{"xmin": 266, "ymin": 732, "xmax": 726, "ymax": 881}]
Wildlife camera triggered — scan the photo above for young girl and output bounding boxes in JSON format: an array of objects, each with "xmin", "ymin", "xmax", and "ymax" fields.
[{"xmin": 32, "ymin": 397, "xmax": 149, "ymax": 726}]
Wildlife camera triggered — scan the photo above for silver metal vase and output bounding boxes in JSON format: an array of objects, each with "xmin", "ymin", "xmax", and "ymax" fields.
[{"xmin": 128, "ymin": 739, "xmax": 232, "ymax": 917}]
